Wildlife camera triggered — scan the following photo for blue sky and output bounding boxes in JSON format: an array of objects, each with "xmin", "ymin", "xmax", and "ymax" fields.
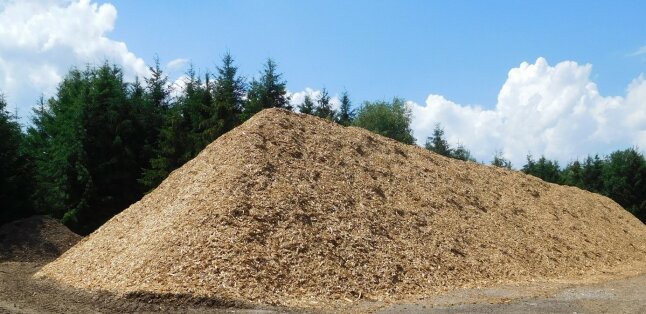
[
  {"xmin": 1, "ymin": 0, "xmax": 646, "ymax": 166},
  {"xmin": 108, "ymin": 0, "xmax": 646, "ymax": 107}
]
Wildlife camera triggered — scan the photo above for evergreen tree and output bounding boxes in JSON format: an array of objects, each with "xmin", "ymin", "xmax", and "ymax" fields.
[
  {"xmin": 561, "ymin": 160, "xmax": 583, "ymax": 188},
  {"xmin": 425, "ymin": 124, "xmax": 451, "ymax": 157},
  {"xmin": 298, "ymin": 95, "xmax": 315, "ymax": 115},
  {"xmin": 314, "ymin": 88, "xmax": 335, "ymax": 120},
  {"xmin": 0, "ymin": 93, "xmax": 34, "ymax": 224},
  {"xmin": 581, "ymin": 155, "xmax": 604, "ymax": 193},
  {"xmin": 243, "ymin": 58, "xmax": 290, "ymax": 120},
  {"xmin": 353, "ymin": 97, "xmax": 415, "ymax": 144},
  {"xmin": 140, "ymin": 66, "xmax": 207, "ymax": 190},
  {"xmin": 451, "ymin": 143, "xmax": 475, "ymax": 162},
  {"xmin": 522, "ymin": 154, "xmax": 562, "ymax": 183},
  {"xmin": 202, "ymin": 53, "xmax": 245, "ymax": 141},
  {"xmin": 491, "ymin": 151, "xmax": 512, "ymax": 169},
  {"xmin": 336, "ymin": 90, "xmax": 354, "ymax": 126},
  {"xmin": 26, "ymin": 63, "xmax": 153, "ymax": 234}
]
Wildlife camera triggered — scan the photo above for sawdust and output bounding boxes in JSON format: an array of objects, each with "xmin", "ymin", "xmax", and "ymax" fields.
[
  {"xmin": 0, "ymin": 216, "xmax": 81, "ymax": 262},
  {"xmin": 35, "ymin": 108, "xmax": 646, "ymax": 308}
]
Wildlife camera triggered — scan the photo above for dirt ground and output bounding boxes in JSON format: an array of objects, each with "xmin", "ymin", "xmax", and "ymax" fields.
[{"xmin": 1, "ymin": 261, "xmax": 644, "ymax": 313}]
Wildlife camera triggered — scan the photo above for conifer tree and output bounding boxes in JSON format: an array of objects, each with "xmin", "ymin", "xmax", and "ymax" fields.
[
  {"xmin": 314, "ymin": 88, "xmax": 335, "ymax": 120},
  {"xmin": 491, "ymin": 151, "xmax": 512, "ymax": 169},
  {"xmin": 205, "ymin": 53, "xmax": 245, "ymax": 139},
  {"xmin": 243, "ymin": 58, "xmax": 290, "ymax": 120},
  {"xmin": 0, "ymin": 93, "xmax": 34, "ymax": 224},
  {"xmin": 425, "ymin": 124, "xmax": 451, "ymax": 157},
  {"xmin": 336, "ymin": 90, "xmax": 354, "ymax": 125},
  {"xmin": 298, "ymin": 95, "xmax": 315, "ymax": 115}
]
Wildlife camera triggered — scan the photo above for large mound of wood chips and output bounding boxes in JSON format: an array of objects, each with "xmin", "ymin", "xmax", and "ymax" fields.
[{"xmin": 36, "ymin": 109, "xmax": 646, "ymax": 307}]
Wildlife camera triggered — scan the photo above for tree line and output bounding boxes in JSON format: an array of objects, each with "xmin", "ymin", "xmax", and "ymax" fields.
[{"xmin": 0, "ymin": 54, "xmax": 644, "ymax": 233}]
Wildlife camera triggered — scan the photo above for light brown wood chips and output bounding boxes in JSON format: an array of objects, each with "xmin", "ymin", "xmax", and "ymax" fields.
[{"xmin": 35, "ymin": 108, "xmax": 646, "ymax": 307}]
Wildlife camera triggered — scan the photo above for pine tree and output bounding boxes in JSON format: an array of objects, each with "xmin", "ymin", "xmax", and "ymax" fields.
[
  {"xmin": 314, "ymin": 88, "xmax": 335, "ymax": 120},
  {"xmin": 491, "ymin": 151, "xmax": 512, "ymax": 169},
  {"xmin": 522, "ymin": 154, "xmax": 561, "ymax": 183},
  {"xmin": 243, "ymin": 58, "xmax": 290, "ymax": 120},
  {"xmin": 206, "ymin": 53, "xmax": 245, "ymax": 139},
  {"xmin": 0, "ymin": 93, "xmax": 34, "ymax": 224},
  {"xmin": 298, "ymin": 95, "xmax": 315, "ymax": 115},
  {"xmin": 425, "ymin": 124, "xmax": 451, "ymax": 157},
  {"xmin": 336, "ymin": 90, "xmax": 354, "ymax": 126},
  {"xmin": 451, "ymin": 143, "xmax": 475, "ymax": 162}
]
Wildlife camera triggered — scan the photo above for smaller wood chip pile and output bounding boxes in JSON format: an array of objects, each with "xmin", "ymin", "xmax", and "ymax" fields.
[
  {"xmin": 35, "ymin": 109, "xmax": 646, "ymax": 307},
  {"xmin": 1, "ymin": 216, "xmax": 81, "ymax": 263}
]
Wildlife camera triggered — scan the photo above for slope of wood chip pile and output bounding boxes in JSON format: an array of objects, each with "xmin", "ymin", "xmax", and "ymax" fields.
[
  {"xmin": 35, "ymin": 109, "xmax": 646, "ymax": 307},
  {"xmin": 1, "ymin": 216, "xmax": 81, "ymax": 263}
]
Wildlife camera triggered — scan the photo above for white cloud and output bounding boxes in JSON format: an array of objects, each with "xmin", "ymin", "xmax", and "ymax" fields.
[
  {"xmin": 0, "ymin": 0, "xmax": 149, "ymax": 120},
  {"xmin": 169, "ymin": 74, "xmax": 189, "ymax": 99},
  {"xmin": 629, "ymin": 46, "xmax": 646, "ymax": 57},
  {"xmin": 410, "ymin": 57, "xmax": 646, "ymax": 167},
  {"xmin": 166, "ymin": 58, "xmax": 189, "ymax": 72},
  {"xmin": 288, "ymin": 87, "xmax": 341, "ymax": 112}
]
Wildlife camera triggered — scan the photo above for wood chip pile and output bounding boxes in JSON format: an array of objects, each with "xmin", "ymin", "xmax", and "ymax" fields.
[
  {"xmin": 35, "ymin": 109, "xmax": 646, "ymax": 307},
  {"xmin": 1, "ymin": 216, "xmax": 81, "ymax": 262}
]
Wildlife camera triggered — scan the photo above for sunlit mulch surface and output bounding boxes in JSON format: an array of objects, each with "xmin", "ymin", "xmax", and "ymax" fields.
[{"xmin": 35, "ymin": 109, "xmax": 646, "ymax": 309}]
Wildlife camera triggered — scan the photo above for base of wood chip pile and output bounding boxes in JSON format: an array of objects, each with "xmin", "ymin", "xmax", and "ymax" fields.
[{"xmin": 35, "ymin": 109, "xmax": 646, "ymax": 308}]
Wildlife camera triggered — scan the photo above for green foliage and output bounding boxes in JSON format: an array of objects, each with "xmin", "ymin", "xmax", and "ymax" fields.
[
  {"xmin": 522, "ymin": 149, "xmax": 646, "ymax": 223},
  {"xmin": 314, "ymin": 88, "xmax": 336, "ymax": 120},
  {"xmin": 242, "ymin": 58, "xmax": 290, "ymax": 121},
  {"xmin": 9, "ymin": 50, "xmax": 645, "ymax": 233},
  {"xmin": 425, "ymin": 124, "xmax": 451, "ymax": 157},
  {"xmin": 452, "ymin": 143, "xmax": 476, "ymax": 162},
  {"xmin": 0, "ymin": 93, "xmax": 34, "ymax": 224},
  {"xmin": 140, "ymin": 66, "xmax": 211, "ymax": 190},
  {"xmin": 203, "ymin": 53, "xmax": 245, "ymax": 141},
  {"xmin": 297, "ymin": 95, "xmax": 315, "ymax": 115},
  {"xmin": 521, "ymin": 154, "xmax": 562, "ymax": 183},
  {"xmin": 424, "ymin": 124, "xmax": 475, "ymax": 162},
  {"xmin": 491, "ymin": 151, "xmax": 512, "ymax": 169},
  {"xmin": 601, "ymin": 148, "xmax": 646, "ymax": 221},
  {"xmin": 335, "ymin": 90, "xmax": 355, "ymax": 126},
  {"xmin": 353, "ymin": 97, "xmax": 415, "ymax": 145},
  {"xmin": 25, "ymin": 63, "xmax": 156, "ymax": 234}
]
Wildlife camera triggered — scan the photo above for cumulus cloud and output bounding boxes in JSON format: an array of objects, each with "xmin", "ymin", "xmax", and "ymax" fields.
[
  {"xmin": 410, "ymin": 58, "xmax": 646, "ymax": 167},
  {"xmin": 288, "ymin": 88, "xmax": 341, "ymax": 112},
  {"xmin": 629, "ymin": 46, "xmax": 646, "ymax": 57},
  {"xmin": 0, "ymin": 0, "xmax": 149, "ymax": 119},
  {"xmin": 166, "ymin": 58, "xmax": 189, "ymax": 72}
]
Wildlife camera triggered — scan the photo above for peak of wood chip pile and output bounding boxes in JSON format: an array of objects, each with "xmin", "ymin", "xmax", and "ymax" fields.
[{"xmin": 35, "ymin": 109, "xmax": 646, "ymax": 307}]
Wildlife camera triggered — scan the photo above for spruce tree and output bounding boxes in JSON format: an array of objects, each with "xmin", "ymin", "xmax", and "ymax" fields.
[
  {"xmin": 298, "ymin": 95, "xmax": 315, "ymax": 115},
  {"xmin": 336, "ymin": 90, "xmax": 354, "ymax": 126},
  {"xmin": 491, "ymin": 151, "xmax": 512, "ymax": 169},
  {"xmin": 0, "ymin": 93, "xmax": 34, "ymax": 224},
  {"xmin": 243, "ymin": 58, "xmax": 290, "ymax": 121},
  {"xmin": 314, "ymin": 88, "xmax": 335, "ymax": 120},
  {"xmin": 207, "ymin": 53, "xmax": 245, "ymax": 139},
  {"xmin": 425, "ymin": 124, "xmax": 451, "ymax": 157}
]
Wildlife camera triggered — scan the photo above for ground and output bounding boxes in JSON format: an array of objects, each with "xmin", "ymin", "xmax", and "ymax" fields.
[{"xmin": 1, "ymin": 261, "xmax": 644, "ymax": 313}]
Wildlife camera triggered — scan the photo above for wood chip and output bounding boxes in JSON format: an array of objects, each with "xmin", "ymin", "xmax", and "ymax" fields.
[{"xmin": 35, "ymin": 108, "xmax": 646, "ymax": 308}]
